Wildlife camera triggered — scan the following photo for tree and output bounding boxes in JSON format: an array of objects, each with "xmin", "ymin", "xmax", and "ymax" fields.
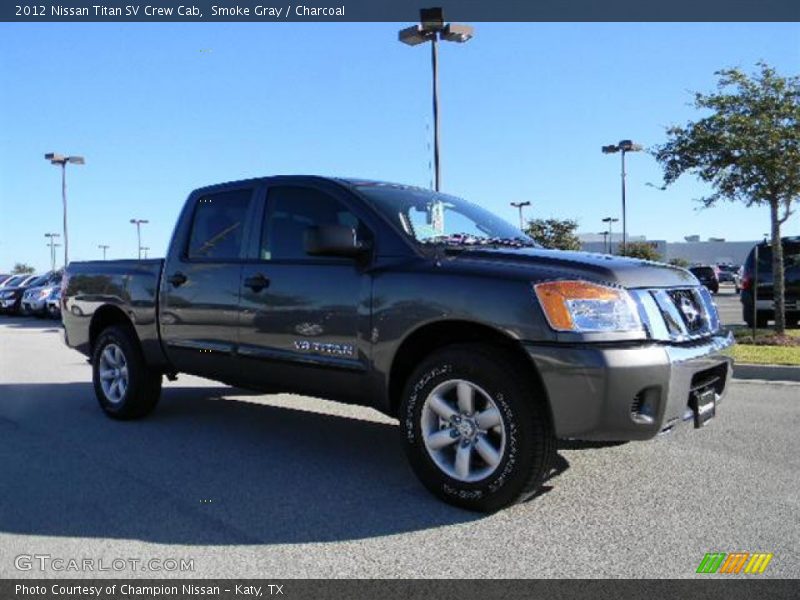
[
  {"xmin": 12, "ymin": 263, "xmax": 35, "ymax": 274},
  {"xmin": 525, "ymin": 218, "xmax": 581, "ymax": 251},
  {"xmin": 668, "ymin": 257, "xmax": 690, "ymax": 268},
  {"xmin": 653, "ymin": 63, "xmax": 800, "ymax": 334},
  {"xmin": 621, "ymin": 241, "xmax": 663, "ymax": 262}
]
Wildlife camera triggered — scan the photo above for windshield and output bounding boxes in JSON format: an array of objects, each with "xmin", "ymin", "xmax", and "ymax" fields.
[
  {"xmin": 3, "ymin": 275, "xmax": 23, "ymax": 287},
  {"xmin": 28, "ymin": 275, "xmax": 49, "ymax": 287},
  {"xmin": 690, "ymin": 267, "xmax": 715, "ymax": 278},
  {"xmin": 353, "ymin": 183, "xmax": 537, "ymax": 248}
]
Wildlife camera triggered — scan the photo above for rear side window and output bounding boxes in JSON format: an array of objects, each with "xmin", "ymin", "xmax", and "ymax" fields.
[
  {"xmin": 187, "ymin": 189, "xmax": 252, "ymax": 260},
  {"xmin": 691, "ymin": 267, "xmax": 714, "ymax": 278},
  {"xmin": 261, "ymin": 186, "xmax": 363, "ymax": 260},
  {"xmin": 746, "ymin": 243, "xmax": 800, "ymax": 272}
]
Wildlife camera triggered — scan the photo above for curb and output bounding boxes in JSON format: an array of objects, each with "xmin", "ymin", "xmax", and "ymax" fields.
[{"xmin": 733, "ymin": 363, "xmax": 800, "ymax": 383}]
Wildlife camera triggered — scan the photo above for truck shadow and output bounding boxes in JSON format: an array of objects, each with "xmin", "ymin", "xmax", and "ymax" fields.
[
  {"xmin": 0, "ymin": 382, "xmax": 572, "ymax": 545},
  {"xmin": 0, "ymin": 315, "xmax": 62, "ymax": 331}
]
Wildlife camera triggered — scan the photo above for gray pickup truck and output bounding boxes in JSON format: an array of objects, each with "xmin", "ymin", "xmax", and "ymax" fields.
[{"xmin": 62, "ymin": 176, "xmax": 734, "ymax": 511}]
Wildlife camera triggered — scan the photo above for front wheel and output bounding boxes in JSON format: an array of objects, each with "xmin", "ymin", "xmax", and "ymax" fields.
[
  {"xmin": 92, "ymin": 325, "xmax": 162, "ymax": 419},
  {"xmin": 400, "ymin": 344, "xmax": 555, "ymax": 512}
]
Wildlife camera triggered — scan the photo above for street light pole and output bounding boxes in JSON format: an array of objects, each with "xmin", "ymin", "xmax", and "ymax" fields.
[
  {"xmin": 141, "ymin": 247, "xmax": 150, "ymax": 259},
  {"xmin": 510, "ymin": 201, "xmax": 532, "ymax": 231},
  {"xmin": 44, "ymin": 233, "xmax": 60, "ymax": 271},
  {"xmin": 45, "ymin": 153, "xmax": 85, "ymax": 268},
  {"xmin": 601, "ymin": 217, "xmax": 619, "ymax": 255},
  {"xmin": 431, "ymin": 36, "xmax": 440, "ymax": 191},
  {"xmin": 602, "ymin": 140, "xmax": 642, "ymax": 255},
  {"xmin": 98, "ymin": 244, "xmax": 110, "ymax": 260},
  {"xmin": 598, "ymin": 231, "xmax": 609, "ymax": 254},
  {"xmin": 399, "ymin": 8, "xmax": 473, "ymax": 192},
  {"xmin": 130, "ymin": 219, "xmax": 149, "ymax": 260}
]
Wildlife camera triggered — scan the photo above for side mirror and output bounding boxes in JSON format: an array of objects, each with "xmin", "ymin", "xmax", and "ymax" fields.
[{"xmin": 304, "ymin": 224, "xmax": 368, "ymax": 258}]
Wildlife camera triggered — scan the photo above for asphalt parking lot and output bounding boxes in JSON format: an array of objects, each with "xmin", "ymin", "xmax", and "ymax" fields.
[
  {"xmin": 0, "ymin": 313, "xmax": 798, "ymax": 579},
  {"xmin": 714, "ymin": 284, "xmax": 745, "ymax": 326}
]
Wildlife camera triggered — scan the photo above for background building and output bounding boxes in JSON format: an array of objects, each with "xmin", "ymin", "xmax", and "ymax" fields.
[{"xmin": 578, "ymin": 232, "xmax": 758, "ymax": 265}]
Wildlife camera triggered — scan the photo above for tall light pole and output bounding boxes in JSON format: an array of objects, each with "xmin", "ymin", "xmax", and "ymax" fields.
[
  {"xmin": 140, "ymin": 246, "xmax": 150, "ymax": 259},
  {"xmin": 44, "ymin": 153, "xmax": 85, "ymax": 268},
  {"xmin": 510, "ymin": 201, "xmax": 531, "ymax": 231},
  {"xmin": 44, "ymin": 232, "xmax": 60, "ymax": 271},
  {"xmin": 602, "ymin": 217, "xmax": 619, "ymax": 255},
  {"xmin": 601, "ymin": 140, "xmax": 642, "ymax": 255},
  {"xmin": 98, "ymin": 244, "xmax": 110, "ymax": 260},
  {"xmin": 130, "ymin": 219, "xmax": 149, "ymax": 260},
  {"xmin": 399, "ymin": 8, "xmax": 473, "ymax": 192},
  {"xmin": 599, "ymin": 231, "xmax": 610, "ymax": 254},
  {"xmin": 52, "ymin": 243, "xmax": 62, "ymax": 266}
]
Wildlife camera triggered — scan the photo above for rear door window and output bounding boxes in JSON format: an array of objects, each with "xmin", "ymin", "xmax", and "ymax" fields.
[{"xmin": 187, "ymin": 188, "xmax": 253, "ymax": 260}]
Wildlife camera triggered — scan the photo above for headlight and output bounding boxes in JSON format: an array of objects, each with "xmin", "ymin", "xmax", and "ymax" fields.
[{"xmin": 533, "ymin": 280, "xmax": 643, "ymax": 333}]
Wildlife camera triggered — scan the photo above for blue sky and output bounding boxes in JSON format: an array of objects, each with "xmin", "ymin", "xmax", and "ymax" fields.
[{"xmin": 0, "ymin": 22, "xmax": 798, "ymax": 272}]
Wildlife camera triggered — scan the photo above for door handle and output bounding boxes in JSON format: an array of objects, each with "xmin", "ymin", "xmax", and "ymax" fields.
[
  {"xmin": 168, "ymin": 271, "xmax": 187, "ymax": 287},
  {"xmin": 244, "ymin": 273, "xmax": 270, "ymax": 292}
]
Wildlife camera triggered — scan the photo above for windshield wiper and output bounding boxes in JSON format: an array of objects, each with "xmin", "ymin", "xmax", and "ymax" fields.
[{"xmin": 420, "ymin": 233, "xmax": 537, "ymax": 249}]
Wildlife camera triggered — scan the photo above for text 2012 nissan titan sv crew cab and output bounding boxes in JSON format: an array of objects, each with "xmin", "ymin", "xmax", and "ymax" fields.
[{"xmin": 62, "ymin": 176, "xmax": 734, "ymax": 512}]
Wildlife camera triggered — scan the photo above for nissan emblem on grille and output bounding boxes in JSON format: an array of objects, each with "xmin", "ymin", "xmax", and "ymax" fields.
[{"xmin": 679, "ymin": 295, "xmax": 701, "ymax": 325}]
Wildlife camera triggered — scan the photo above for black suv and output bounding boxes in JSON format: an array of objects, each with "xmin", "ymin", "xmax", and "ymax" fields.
[
  {"xmin": 689, "ymin": 265, "xmax": 720, "ymax": 294},
  {"xmin": 740, "ymin": 237, "xmax": 800, "ymax": 328}
]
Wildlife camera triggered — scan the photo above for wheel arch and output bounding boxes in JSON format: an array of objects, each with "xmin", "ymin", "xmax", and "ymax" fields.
[
  {"xmin": 89, "ymin": 305, "xmax": 138, "ymax": 354},
  {"xmin": 387, "ymin": 319, "xmax": 551, "ymax": 423}
]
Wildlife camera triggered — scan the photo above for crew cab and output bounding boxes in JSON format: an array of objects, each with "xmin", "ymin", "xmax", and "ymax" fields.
[{"xmin": 62, "ymin": 176, "xmax": 734, "ymax": 511}]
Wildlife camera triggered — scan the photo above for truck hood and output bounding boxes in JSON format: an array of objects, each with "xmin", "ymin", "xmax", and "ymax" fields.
[{"xmin": 448, "ymin": 247, "xmax": 698, "ymax": 289}]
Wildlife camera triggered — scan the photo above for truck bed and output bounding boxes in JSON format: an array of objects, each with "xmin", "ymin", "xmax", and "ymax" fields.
[{"xmin": 62, "ymin": 259, "xmax": 167, "ymax": 367}]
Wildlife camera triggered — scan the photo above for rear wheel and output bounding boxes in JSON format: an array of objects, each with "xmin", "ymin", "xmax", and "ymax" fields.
[
  {"xmin": 92, "ymin": 325, "xmax": 162, "ymax": 419},
  {"xmin": 400, "ymin": 344, "xmax": 555, "ymax": 512}
]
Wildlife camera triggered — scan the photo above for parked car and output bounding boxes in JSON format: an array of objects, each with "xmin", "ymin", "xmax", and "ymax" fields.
[
  {"xmin": 0, "ymin": 274, "xmax": 42, "ymax": 314},
  {"xmin": 689, "ymin": 265, "xmax": 720, "ymax": 294},
  {"xmin": 21, "ymin": 272, "xmax": 63, "ymax": 317},
  {"xmin": 716, "ymin": 264, "xmax": 738, "ymax": 284},
  {"xmin": 740, "ymin": 237, "xmax": 800, "ymax": 328},
  {"xmin": 46, "ymin": 288, "xmax": 62, "ymax": 320},
  {"xmin": 0, "ymin": 274, "xmax": 12, "ymax": 286},
  {"xmin": 62, "ymin": 176, "xmax": 732, "ymax": 512}
]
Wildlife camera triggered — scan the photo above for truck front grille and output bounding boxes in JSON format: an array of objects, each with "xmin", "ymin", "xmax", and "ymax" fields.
[
  {"xmin": 666, "ymin": 288, "xmax": 708, "ymax": 335},
  {"xmin": 630, "ymin": 286, "xmax": 720, "ymax": 342}
]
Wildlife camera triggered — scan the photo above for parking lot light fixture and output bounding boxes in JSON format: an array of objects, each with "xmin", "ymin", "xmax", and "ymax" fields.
[
  {"xmin": 601, "ymin": 140, "xmax": 642, "ymax": 255},
  {"xmin": 601, "ymin": 217, "xmax": 619, "ymax": 254},
  {"xmin": 510, "ymin": 201, "xmax": 531, "ymax": 231},
  {"xmin": 98, "ymin": 244, "xmax": 110, "ymax": 260},
  {"xmin": 399, "ymin": 8, "xmax": 473, "ymax": 192},
  {"xmin": 140, "ymin": 246, "xmax": 150, "ymax": 259},
  {"xmin": 130, "ymin": 219, "xmax": 149, "ymax": 260},
  {"xmin": 44, "ymin": 152, "xmax": 85, "ymax": 268},
  {"xmin": 44, "ymin": 232, "xmax": 60, "ymax": 271}
]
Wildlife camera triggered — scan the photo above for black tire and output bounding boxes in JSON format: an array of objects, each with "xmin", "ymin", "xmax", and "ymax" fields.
[
  {"xmin": 92, "ymin": 324, "xmax": 162, "ymax": 420},
  {"xmin": 399, "ymin": 344, "xmax": 555, "ymax": 512}
]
